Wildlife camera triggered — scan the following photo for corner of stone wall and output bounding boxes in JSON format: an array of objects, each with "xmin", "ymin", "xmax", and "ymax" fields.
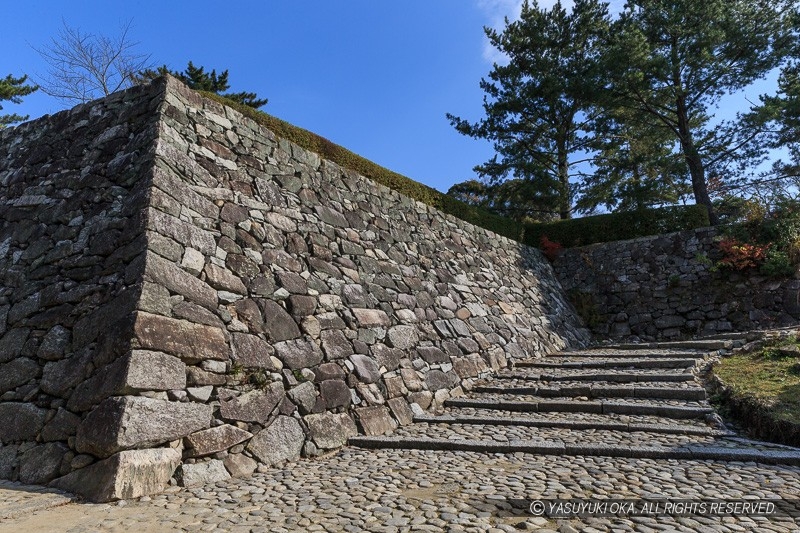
[{"xmin": 0, "ymin": 78, "xmax": 179, "ymax": 501}]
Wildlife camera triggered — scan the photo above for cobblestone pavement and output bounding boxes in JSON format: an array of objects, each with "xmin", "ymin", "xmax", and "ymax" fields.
[
  {"xmin": 2, "ymin": 449, "xmax": 799, "ymax": 532},
  {"xmin": 2, "ymin": 344, "xmax": 799, "ymax": 532}
]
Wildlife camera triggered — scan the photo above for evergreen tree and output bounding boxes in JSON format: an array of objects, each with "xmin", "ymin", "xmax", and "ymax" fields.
[
  {"xmin": 606, "ymin": 0, "xmax": 794, "ymax": 224},
  {"xmin": 580, "ymin": 106, "xmax": 691, "ymax": 212},
  {"xmin": 448, "ymin": 0, "xmax": 611, "ymax": 220},
  {"xmin": 447, "ymin": 178, "xmax": 559, "ymax": 221},
  {"xmin": 0, "ymin": 74, "xmax": 38, "ymax": 128},
  {"xmin": 140, "ymin": 62, "xmax": 268, "ymax": 109}
]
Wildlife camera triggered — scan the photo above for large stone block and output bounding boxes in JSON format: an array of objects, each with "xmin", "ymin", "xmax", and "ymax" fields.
[
  {"xmin": 273, "ymin": 339, "xmax": 323, "ymax": 369},
  {"xmin": 246, "ymin": 416, "xmax": 305, "ymax": 465},
  {"xmin": 204, "ymin": 263, "xmax": 247, "ymax": 294},
  {"xmin": 41, "ymin": 408, "xmax": 82, "ymax": 442},
  {"xmin": 18, "ymin": 442, "xmax": 68, "ymax": 484},
  {"xmin": 232, "ymin": 333, "xmax": 276, "ymax": 369},
  {"xmin": 144, "ymin": 253, "xmax": 218, "ymax": 310},
  {"xmin": 304, "ymin": 412, "xmax": 357, "ymax": 449},
  {"xmin": 387, "ymin": 325, "xmax": 419, "ymax": 351},
  {"xmin": 0, "ymin": 403, "xmax": 47, "ymax": 444},
  {"xmin": 355, "ymin": 406, "xmax": 398, "ymax": 436},
  {"xmin": 0, "ymin": 328, "xmax": 30, "ymax": 364},
  {"xmin": 219, "ymin": 382, "xmax": 284, "ymax": 425},
  {"xmin": 41, "ymin": 349, "xmax": 94, "ymax": 398},
  {"xmin": 185, "ymin": 425, "xmax": 253, "ymax": 457},
  {"xmin": 352, "ymin": 308, "xmax": 390, "ymax": 328},
  {"xmin": 371, "ymin": 343, "xmax": 403, "ymax": 371},
  {"xmin": 320, "ymin": 329, "xmax": 353, "ymax": 360},
  {"xmin": 134, "ymin": 312, "xmax": 230, "ymax": 363},
  {"xmin": 259, "ymin": 300, "xmax": 301, "ymax": 341},
  {"xmin": 349, "ymin": 354, "xmax": 381, "ymax": 384},
  {"xmin": 0, "ymin": 444, "xmax": 19, "ymax": 479},
  {"xmin": 287, "ymin": 381, "xmax": 318, "ymax": 414},
  {"xmin": 76, "ymin": 396, "xmax": 212, "ymax": 457},
  {"xmin": 387, "ymin": 397, "xmax": 414, "ymax": 426},
  {"xmin": 51, "ymin": 448, "xmax": 181, "ymax": 502},
  {"xmin": 176, "ymin": 459, "xmax": 231, "ymax": 487},
  {"xmin": 319, "ymin": 379, "xmax": 352, "ymax": 409},
  {"xmin": 68, "ymin": 350, "xmax": 186, "ymax": 412},
  {"xmin": 0, "ymin": 357, "xmax": 40, "ymax": 394},
  {"xmin": 223, "ymin": 453, "xmax": 258, "ymax": 478},
  {"xmin": 147, "ymin": 207, "xmax": 216, "ymax": 256}
]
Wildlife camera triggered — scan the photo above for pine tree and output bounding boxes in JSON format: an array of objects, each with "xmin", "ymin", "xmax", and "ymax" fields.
[
  {"xmin": 139, "ymin": 62, "xmax": 268, "ymax": 109},
  {"xmin": 448, "ymin": 0, "xmax": 611, "ymax": 220},
  {"xmin": 0, "ymin": 74, "xmax": 38, "ymax": 128},
  {"xmin": 606, "ymin": 0, "xmax": 794, "ymax": 224}
]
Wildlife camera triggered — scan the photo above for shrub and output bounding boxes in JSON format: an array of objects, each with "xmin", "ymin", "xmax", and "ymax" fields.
[
  {"xmin": 716, "ymin": 238, "xmax": 770, "ymax": 271},
  {"xmin": 717, "ymin": 197, "xmax": 800, "ymax": 276},
  {"xmin": 540, "ymin": 235, "xmax": 563, "ymax": 262},
  {"xmin": 761, "ymin": 249, "xmax": 796, "ymax": 278},
  {"xmin": 522, "ymin": 205, "xmax": 710, "ymax": 248}
]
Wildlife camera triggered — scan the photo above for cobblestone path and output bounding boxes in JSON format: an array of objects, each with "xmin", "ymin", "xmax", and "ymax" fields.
[{"xmin": 2, "ymin": 343, "xmax": 799, "ymax": 532}]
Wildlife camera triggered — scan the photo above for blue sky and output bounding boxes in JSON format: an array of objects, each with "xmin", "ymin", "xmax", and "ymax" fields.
[{"xmin": 0, "ymin": 0, "xmax": 778, "ymax": 194}]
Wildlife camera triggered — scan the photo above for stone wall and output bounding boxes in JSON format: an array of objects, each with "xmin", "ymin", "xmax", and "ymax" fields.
[
  {"xmin": 0, "ymin": 82, "xmax": 162, "ymax": 494},
  {"xmin": 554, "ymin": 228, "xmax": 800, "ymax": 340},
  {"xmin": 0, "ymin": 76, "xmax": 589, "ymax": 501}
]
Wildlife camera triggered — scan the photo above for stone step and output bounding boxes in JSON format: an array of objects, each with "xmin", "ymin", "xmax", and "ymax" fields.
[
  {"xmin": 497, "ymin": 370, "xmax": 695, "ymax": 383},
  {"xmin": 435, "ymin": 406, "xmax": 715, "ymax": 429},
  {"xmin": 605, "ymin": 339, "xmax": 738, "ymax": 351},
  {"xmin": 472, "ymin": 382, "xmax": 707, "ymax": 401},
  {"xmin": 552, "ymin": 349, "xmax": 708, "ymax": 359},
  {"xmin": 413, "ymin": 414, "xmax": 732, "ymax": 437},
  {"xmin": 349, "ymin": 436, "xmax": 800, "ymax": 465},
  {"xmin": 445, "ymin": 397, "xmax": 714, "ymax": 419},
  {"xmin": 517, "ymin": 358, "xmax": 699, "ymax": 370},
  {"xmin": 393, "ymin": 421, "xmax": 734, "ymax": 447}
]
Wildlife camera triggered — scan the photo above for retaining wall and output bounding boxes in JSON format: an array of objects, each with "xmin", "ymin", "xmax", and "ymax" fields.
[
  {"xmin": 0, "ymin": 77, "xmax": 589, "ymax": 501},
  {"xmin": 554, "ymin": 228, "xmax": 800, "ymax": 340}
]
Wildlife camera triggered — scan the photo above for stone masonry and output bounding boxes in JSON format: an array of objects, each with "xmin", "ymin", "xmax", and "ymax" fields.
[
  {"xmin": 554, "ymin": 228, "xmax": 800, "ymax": 340},
  {"xmin": 0, "ymin": 76, "xmax": 589, "ymax": 501}
]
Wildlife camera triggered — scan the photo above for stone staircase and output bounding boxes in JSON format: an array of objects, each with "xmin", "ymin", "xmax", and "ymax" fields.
[{"xmin": 350, "ymin": 342, "xmax": 800, "ymax": 465}]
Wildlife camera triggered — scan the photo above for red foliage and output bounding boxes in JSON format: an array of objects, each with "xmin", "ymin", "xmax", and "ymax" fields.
[
  {"xmin": 540, "ymin": 235, "xmax": 563, "ymax": 262},
  {"xmin": 716, "ymin": 238, "xmax": 770, "ymax": 271}
]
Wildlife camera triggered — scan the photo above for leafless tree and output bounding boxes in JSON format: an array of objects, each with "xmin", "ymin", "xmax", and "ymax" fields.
[{"xmin": 34, "ymin": 19, "xmax": 151, "ymax": 104}]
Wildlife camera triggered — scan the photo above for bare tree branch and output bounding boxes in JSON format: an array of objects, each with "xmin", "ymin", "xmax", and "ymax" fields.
[{"xmin": 34, "ymin": 19, "xmax": 152, "ymax": 104}]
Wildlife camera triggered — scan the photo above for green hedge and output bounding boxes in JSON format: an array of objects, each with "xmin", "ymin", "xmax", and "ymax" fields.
[
  {"xmin": 522, "ymin": 204, "xmax": 711, "ymax": 248},
  {"xmin": 199, "ymin": 92, "xmax": 709, "ymax": 248}
]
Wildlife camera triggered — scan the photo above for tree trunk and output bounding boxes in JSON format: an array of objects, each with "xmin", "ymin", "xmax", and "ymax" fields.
[
  {"xmin": 557, "ymin": 136, "xmax": 571, "ymax": 220},
  {"xmin": 675, "ymin": 98, "xmax": 718, "ymax": 225},
  {"xmin": 671, "ymin": 39, "xmax": 718, "ymax": 225}
]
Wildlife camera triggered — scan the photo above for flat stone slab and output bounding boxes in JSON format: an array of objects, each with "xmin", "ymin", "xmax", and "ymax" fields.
[
  {"xmin": 349, "ymin": 437, "xmax": 800, "ymax": 465},
  {"xmin": 444, "ymin": 398, "xmax": 713, "ymax": 418},
  {"xmin": 412, "ymin": 414, "xmax": 733, "ymax": 436},
  {"xmin": 473, "ymin": 384, "xmax": 706, "ymax": 401},
  {"xmin": 517, "ymin": 358, "xmax": 698, "ymax": 369},
  {"xmin": 0, "ymin": 482, "xmax": 74, "ymax": 520},
  {"xmin": 50, "ymin": 448, "xmax": 181, "ymax": 502},
  {"xmin": 498, "ymin": 371, "xmax": 695, "ymax": 383}
]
